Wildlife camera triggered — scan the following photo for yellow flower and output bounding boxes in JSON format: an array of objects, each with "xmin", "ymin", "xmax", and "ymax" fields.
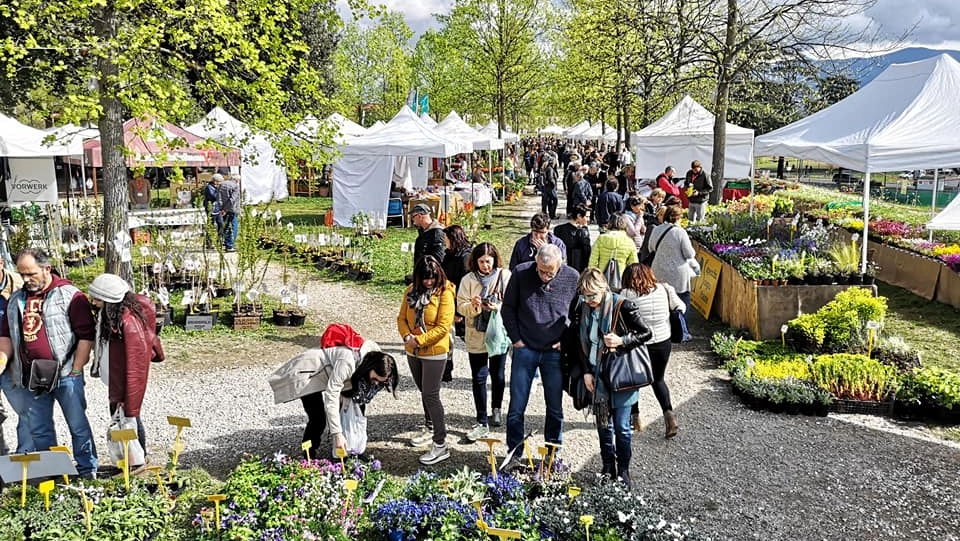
[{"xmin": 933, "ymin": 244, "xmax": 960, "ymax": 256}]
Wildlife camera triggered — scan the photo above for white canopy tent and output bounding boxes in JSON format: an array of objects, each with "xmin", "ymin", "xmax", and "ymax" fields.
[
  {"xmin": 928, "ymin": 193, "xmax": 960, "ymax": 231},
  {"xmin": 186, "ymin": 107, "xmax": 289, "ymax": 203},
  {"xmin": 755, "ymin": 54, "xmax": 960, "ymax": 271},
  {"xmin": 632, "ymin": 95, "xmax": 755, "ymax": 180},
  {"xmin": 479, "ymin": 121, "xmax": 519, "ymax": 143},
  {"xmin": 1, "ymin": 114, "xmax": 82, "ymax": 204},
  {"xmin": 563, "ymin": 121, "xmax": 590, "ymax": 138},
  {"xmin": 326, "ymin": 112, "xmax": 367, "ymax": 137},
  {"xmin": 420, "ymin": 112, "xmax": 437, "ymax": 127},
  {"xmin": 540, "ymin": 124, "xmax": 566, "ymax": 135},
  {"xmin": 572, "ymin": 122, "xmax": 619, "ymax": 143},
  {"xmin": 435, "ymin": 111, "xmax": 503, "ymax": 151},
  {"xmin": 333, "ymin": 107, "xmax": 470, "ymax": 226}
]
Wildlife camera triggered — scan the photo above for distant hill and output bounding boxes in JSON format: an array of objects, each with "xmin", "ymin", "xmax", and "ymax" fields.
[{"xmin": 821, "ymin": 47, "xmax": 960, "ymax": 86}]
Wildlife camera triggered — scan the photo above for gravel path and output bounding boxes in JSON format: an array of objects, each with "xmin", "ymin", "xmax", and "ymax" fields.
[{"xmin": 3, "ymin": 195, "xmax": 960, "ymax": 540}]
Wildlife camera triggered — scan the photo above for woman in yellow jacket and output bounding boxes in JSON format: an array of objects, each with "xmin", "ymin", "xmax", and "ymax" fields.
[
  {"xmin": 398, "ymin": 255, "xmax": 456, "ymax": 465},
  {"xmin": 589, "ymin": 213, "xmax": 639, "ymax": 288}
]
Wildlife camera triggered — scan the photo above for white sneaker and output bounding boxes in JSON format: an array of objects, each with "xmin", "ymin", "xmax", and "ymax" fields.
[
  {"xmin": 419, "ymin": 443, "xmax": 450, "ymax": 465},
  {"xmin": 410, "ymin": 430, "xmax": 433, "ymax": 448},
  {"xmin": 466, "ymin": 424, "xmax": 489, "ymax": 442}
]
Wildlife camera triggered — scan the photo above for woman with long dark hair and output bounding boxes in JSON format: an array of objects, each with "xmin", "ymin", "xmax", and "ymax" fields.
[
  {"xmin": 398, "ymin": 255, "xmax": 456, "ymax": 465},
  {"xmin": 621, "ymin": 263, "xmax": 685, "ymax": 438},
  {"xmin": 456, "ymin": 242, "xmax": 511, "ymax": 441},
  {"xmin": 88, "ymin": 273, "xmax": 165, "ymax": 463},
  {"xmin": 442, "ymin": 225, "xmax": 473, "ymax": 381},
  {"xmin": 570, "ymin": 268, "xmax": 652, "ymax": 487},
  {"xmin": 269, "ymin": 324, "xmax": 399, "ymax": 455}
]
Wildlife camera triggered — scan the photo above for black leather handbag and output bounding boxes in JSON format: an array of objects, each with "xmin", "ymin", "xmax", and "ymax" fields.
[
  {"xmin": 28, "ymin": 359, "xmax": 61, "ymax": 393},
  {"xmin": 600, "ymin": 300, "xmax": 654, "ymax": 392}
]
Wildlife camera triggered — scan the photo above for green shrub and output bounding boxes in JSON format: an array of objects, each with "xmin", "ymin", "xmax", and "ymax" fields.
[
  {"xmin": 811, "ymin": 353, "xmax": 899, "ymax": 401},
  {"xmin": 745, "ymin": 358, "xmax": 813, "ymax": 381},
  {"xmin": 710, "ymin": 331, "xmax": 741, "ymax": 361},
  {"xmin": 786, "ymin": 313, "xmax": 826, "ymax": 352},
  {"xmin": 897, "ymin": 367, "xmax": 960, "ymax": 410}
]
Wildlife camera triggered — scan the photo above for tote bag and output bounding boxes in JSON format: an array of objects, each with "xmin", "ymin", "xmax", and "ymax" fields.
[
  {"xmin": 599, "ymin": 299, "xmax": 654, "ymax": 392},
  {"xmin": 107, "ymin": 407, "xmax": 146, "ymax": 466}
]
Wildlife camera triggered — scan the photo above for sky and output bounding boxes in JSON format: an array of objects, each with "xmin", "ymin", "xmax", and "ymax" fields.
[{"xmin": 339, "ymin": 0, "xmax": 960, "ymax": 53}]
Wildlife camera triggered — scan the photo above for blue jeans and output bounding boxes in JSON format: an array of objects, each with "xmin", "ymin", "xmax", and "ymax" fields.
[
  {"xmin": 506, "ymin": 347, "xmax": 563, "ymax": 451},
  {"xmin": 598, "ymin": 405, "xmax": 632, "ymax": 472},
  {"xmin": 29, "ymin": 374, "xmax": 98, "ymax": 476},
  {"xmin": 222, "ymin": 212, "xmax": 239, "ymax": 249},
  {"xmin": 0, "ymin": 371, "xmax": 35, "ymax": 453},
  {"xmin": 677, "ymin": 291, "xmax": 692, "ymax": 340}
]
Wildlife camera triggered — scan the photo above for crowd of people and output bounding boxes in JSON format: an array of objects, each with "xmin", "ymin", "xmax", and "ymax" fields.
[{"xmin": 0, "ymin": 249, "xmax": 164, "ymax": 478}]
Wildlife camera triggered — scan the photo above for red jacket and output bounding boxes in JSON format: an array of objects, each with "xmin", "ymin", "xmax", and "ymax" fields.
[
  {"xmin": 657, "ymin": 174, "xmax": 681, "ymax": 198},
  {"xmin": 107, "ymin": 295, "xmax": 165, "ymax": 416}
]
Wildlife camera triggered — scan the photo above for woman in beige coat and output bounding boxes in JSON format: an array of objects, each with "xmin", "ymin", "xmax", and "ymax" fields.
[{"xmin": 456, "ymin": 242, "xmax": 511, "ymax": 441}]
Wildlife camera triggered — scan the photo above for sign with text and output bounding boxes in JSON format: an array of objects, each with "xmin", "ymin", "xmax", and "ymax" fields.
[
  {"xmin": 6, "ymin": 158, "xmax": 58, "ymax": 203},
  {"xmin": 691, "ymin": 247, "xmax": 722, "ymax": 319}
]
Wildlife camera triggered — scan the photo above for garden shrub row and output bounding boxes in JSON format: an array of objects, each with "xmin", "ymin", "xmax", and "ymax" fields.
[{"xmin": 1, "ymin": 454, "xmax": 701, "ymax": 541}]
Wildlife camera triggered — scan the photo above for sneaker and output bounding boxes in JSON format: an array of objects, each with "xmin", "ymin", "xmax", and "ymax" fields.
[
  {"xmin": 410, "ymin": 430, "xmax": 434, "ymax": 448},
  {"xmin": 491, "ymin": 408, "xmax": 503, "ymax": 427},
  {"xmin": 466, "ymin": 424, "xmax": 489, "ymax": 442},
  {"xmin": 419, "ymin": 443, "xmax": 450, "ymax": 465}
]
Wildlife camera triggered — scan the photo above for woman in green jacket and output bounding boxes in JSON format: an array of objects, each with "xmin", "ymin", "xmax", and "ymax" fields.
[{"xmin": 589, "ymin": 213, "xmax": 639, "ymax": 287}]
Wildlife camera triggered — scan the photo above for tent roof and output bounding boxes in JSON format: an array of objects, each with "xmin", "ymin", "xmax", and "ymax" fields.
[
  {"xmin": 540, "ymin": 124, "xmax": 566, "ymax": 135},
  {"xmin": 573, "ymin": 122, "xmax": 620, "ymax": 142},
  {"xmin": 478, "ymin": 121, "xmax": 519, "ymax": 143},
  {"xmin": 338, "ymin": 107, "xmax": 470, "ymax": 157},
  {"xmin": 83, "ymin": 117, "xmax": 240, "ymax": 167},
  {"xmin": 186, "ymin": 107, "xmax": 249, "ymax": 139},
  {"xmin": 0, "ymin": 114, "xmax": 81, "ymax": 157},
  {"xmin": 635, "ymin": 96, "xmax": 754, "ymax": 138},
  {"xmin": 927, "ymin": 192, "xmax": 960, "ymax": 230},
  {"xmin": 420, "ymin": 112, "xmax": 437, "ymax": 127},
  {"xmin": 327, "ymin": 112, "xmax": 367, "ymax": 137},
  {"xmin": 564, "ymin": 120, "xmax": 591, "ymax": 137},
  {"xmin": 436, "ymin": 111, "xmax": 504, "ymax": 151},
  {"xmin": 755, "ymin": 54, "xmax": 960, "ymax": 172}
]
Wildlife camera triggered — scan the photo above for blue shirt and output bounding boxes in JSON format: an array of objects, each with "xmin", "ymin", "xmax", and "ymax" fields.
[{"xmin": 501, "ymin": 262, "xmax": 579, "ymax": 351}]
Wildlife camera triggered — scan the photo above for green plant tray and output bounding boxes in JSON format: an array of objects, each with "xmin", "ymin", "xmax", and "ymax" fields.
[{"xmin": 828, "ymin": 398, "xmax": 894, "ymax": 416}]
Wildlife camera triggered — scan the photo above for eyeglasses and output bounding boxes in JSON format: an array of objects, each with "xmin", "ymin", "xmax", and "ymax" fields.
[
  {"xmin": 537, "ymin": 266, "xmax": 558, "ymax": 280},
  {"xmin": 579, "ymin": 292, "xmax": 603, "ymax": 303}
]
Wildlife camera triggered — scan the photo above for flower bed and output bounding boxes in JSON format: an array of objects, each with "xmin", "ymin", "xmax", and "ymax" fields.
[
  {"xmin": 711, "ymin": 289, "xmax": 960, "ymax": 422},
  {"xmin": 0, "ymin": 452, "xmax": 701, "ymax": 540}
]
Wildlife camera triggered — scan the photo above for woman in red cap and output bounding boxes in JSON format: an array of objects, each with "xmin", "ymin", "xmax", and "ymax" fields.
[{"xmin": 269, "ymin": 323, "xmax": 398, "ymax": 455}]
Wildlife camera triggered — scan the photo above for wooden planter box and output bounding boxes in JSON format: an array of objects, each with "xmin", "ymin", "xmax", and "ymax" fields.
[
  {"xmin": 232, "ymin": 313, "xmax": 262, "ymax": 331},
  {"xmin": 697, "ymin": 243, "xmax": 876, "ymax": 340}
]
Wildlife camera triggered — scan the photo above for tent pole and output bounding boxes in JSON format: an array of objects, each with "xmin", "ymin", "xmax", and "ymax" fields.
[
  {"xmin": 861, "ymin": 170, "xmax": 871, "ymax": 274},
  {"xmin": 930, "ymin": 168, "xmax": 939, "ymax": 241}
]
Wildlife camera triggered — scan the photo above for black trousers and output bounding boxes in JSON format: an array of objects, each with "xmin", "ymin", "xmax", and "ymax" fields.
[{"xmin": 301, "ymin": 392, "xmax": 327, "ymax": 450}]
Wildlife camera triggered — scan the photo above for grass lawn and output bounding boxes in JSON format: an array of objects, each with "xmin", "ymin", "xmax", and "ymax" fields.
[{"xmin": 878, "ymin": 282, "xmax": 960, "ymax": 373}]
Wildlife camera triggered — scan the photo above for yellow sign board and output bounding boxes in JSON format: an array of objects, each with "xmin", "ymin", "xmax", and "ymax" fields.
[{"xmin": 691, "ymin": 247, "xmax": 722, "ymax": 319}]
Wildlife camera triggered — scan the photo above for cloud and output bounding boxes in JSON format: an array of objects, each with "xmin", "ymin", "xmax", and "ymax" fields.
[
  {"xmin": 866, "ymin": 0, "xmax": 960, "ymax": 46},
  {"xmin": 335, "ymin": 0, "xmax": 450, "ymax": 35}
]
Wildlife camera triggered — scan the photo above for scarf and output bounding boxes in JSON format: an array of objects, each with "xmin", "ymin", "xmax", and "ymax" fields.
[
  {"xmin": 578, "ymin": 292, "xmax": 618, "ymax": 427},
  {"xmin": 474, "ymin": 269, "xmax": 500, "ymax": 331},
  {"xmin": 351, "ymin": 377, "xmax": 384, "ymax": 406},
  {"xmin": 406, "ymin": 287, "xmax": 437, "ymax": 332}
]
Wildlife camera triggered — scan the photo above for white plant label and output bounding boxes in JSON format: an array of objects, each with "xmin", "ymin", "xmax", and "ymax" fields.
[
  {"xmin": 181, "ymin": 291, "xmax": 195, "ymax": 306},
  {"xmin": 245, "ymin": 289, "xmax": 259, "ymax": 303},
  {"xmin": 140, "ymin": 246, "xmax": 150, "ymax": 257},
  {"xmin": 153, "ymin": 262, "xmax": 163, "ymax": 275},
  {"xmin": 319, "ymin": 234, "xmax": 327, "ymax": 246},
  {"xmin": 297, "ymin": 294, "xmax": 308, "ymax": 307},
  {"xmin": 275, "ymin": 210, "xmax": 282, "ymax": 222},
  {"xmin": 362, "ymin": 225, "xmax": 369, "ymax": 235},
  {"xmin": 866, "ymin": 320, "xmax": 881, "ymax": 330},
  {"xmin": 166, "ymin": 261, "xmax": 177, "ymax": 274},
  {"xmin": 780, "ymin": 324, "xmax": 788, "ymax": 334},
  {"xmin": 197, "ymin": 292, "xmax": 209, "ymax": 305},
  {"xmin": 158, "ymin": 287, "xmax": 170, "ymax": 307},
  {"xmin": 344, "ymin": 238, "xmax": 351, "ymax": 246},
  {"xmin": 208, "ymin": 270, "xmax": 218, "ymax": 280}
]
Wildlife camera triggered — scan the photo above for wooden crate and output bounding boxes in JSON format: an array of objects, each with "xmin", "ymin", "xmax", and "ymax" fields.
[{"xmin": 232, "ymin": 313, "xmax": 262, "ymax": 330}]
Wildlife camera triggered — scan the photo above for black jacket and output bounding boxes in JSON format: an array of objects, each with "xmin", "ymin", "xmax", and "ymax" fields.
[
  {"xmin": 414, "ymin": 221, "xmax": 446, "ymax": 266},
  {"xmin": 553, "ymin": 222, "xmax": 592, "ymax": 273},
  {"xmin": 567, "ymin": 296, "xmax": 653, "ymax": 376},
  {"xmin": 685, "ymin": 169, "xmax": 712, "ymax": 203}
]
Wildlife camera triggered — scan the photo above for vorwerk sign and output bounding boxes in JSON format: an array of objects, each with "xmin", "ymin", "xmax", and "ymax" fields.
[{"xmin": 5, "ymin": 158, "xmax": 58, "ymax": 203}]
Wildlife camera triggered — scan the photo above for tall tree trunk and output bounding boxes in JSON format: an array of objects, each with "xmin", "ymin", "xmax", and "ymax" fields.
[
  {"xmin": 95, "ymin": 4, "xmax": 132, "ymax": 282},
  {"xmin": 710, "ymin": 0, "xmax": 738, "ymax": 206},
  {"xmin": 623, "ymin": 105, "xmax": 631, "ymax": 150}
]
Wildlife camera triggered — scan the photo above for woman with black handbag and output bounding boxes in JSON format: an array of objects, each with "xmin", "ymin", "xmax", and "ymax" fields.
[
  {"xmin": 571, "ymin": 268, "xmax": 652, "ymax": 488},
  {"xmin": 621, "ymin": 263, "xmax": 685, "ymax": 439}
]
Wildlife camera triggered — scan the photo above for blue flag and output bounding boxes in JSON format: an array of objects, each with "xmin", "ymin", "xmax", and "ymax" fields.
[{"xmin": 419, "ymin": 94, "xmax": 429, "ymax": 115}]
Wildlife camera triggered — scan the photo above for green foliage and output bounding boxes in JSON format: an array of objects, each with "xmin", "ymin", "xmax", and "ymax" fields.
[
  {"xmin": 786, "ymin": 313, "xmax": 827, "ymax": 352},
  {"xmin": 810, "ymin": 353, "xmax": 899, "ymax": 402},
  {"xmin": 897, "ymin": 367, "xmax": 960, "ymax": 410},
  {"xmin": 787, "ymin": 288, "xmax": 887, "ymax": 353},
  {"xmin": 744, "ymin": 358, "xmax": 812, "ymax": 381}
]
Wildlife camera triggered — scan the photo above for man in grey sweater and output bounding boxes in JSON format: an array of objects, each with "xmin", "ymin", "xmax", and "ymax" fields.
[
  {"xmin": 217, "ymin": 174, "xmax": 242, "ymax": 251},
  {"xmin": 501, "ymin": 244, "xmax": 579, "ymax": 456}
]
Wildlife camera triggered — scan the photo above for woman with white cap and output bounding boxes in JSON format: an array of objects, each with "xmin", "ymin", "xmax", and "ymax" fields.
[{"xmin": 87, "ymin": 274, "xmax": 165, "ymax": 461}]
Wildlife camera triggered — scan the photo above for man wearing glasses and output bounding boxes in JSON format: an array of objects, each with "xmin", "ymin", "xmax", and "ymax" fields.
[{"xmin": 501, "ymin": 244, "xmax": 579, "ymax": 459}]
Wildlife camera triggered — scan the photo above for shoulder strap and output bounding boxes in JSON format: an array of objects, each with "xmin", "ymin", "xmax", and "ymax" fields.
[
  {"xmin": 654, "ymin": 224, "xmax": 675, "ymax": 253},
  {"xmin": 609, "ymin": 298, "xmax": 626, "ymax": 334}
]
